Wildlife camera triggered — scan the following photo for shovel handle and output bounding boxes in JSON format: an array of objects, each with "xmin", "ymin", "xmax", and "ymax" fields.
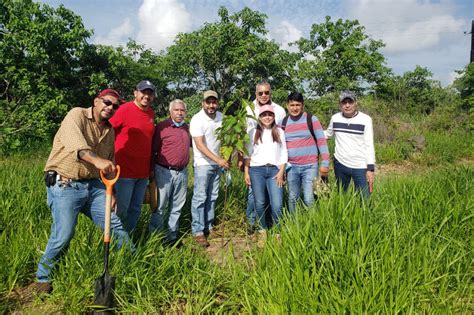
[
  {"xmin": 100, "ymin": 166, "xmax": 120, "ymax": 243},
  {"xmin": 100, "ymin": 165, "xmax": 120, "ymax": 195}
]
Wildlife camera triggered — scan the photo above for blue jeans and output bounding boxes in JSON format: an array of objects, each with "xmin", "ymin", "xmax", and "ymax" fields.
[
  {"xmin": 246, "ymin": 186, "xmax": 256, "ymax": 225},
  {"xmin": 191, "ymin": 165, "xmax": 221, "ymax": 236},
  {"xmin": 36, "ymin": 179, "xmax": 130, "ymax": 283},
  {"xmin": 249, "ymin": 165, "xmax": 283, "ymax": 229},
  {"xmin": 115, "ymin": 177, "xmax": 148, "ymax": 233},
  {"xmin": 149, "ymin": 165, "xmax": 188, "ymax": 241},
  {"xmin": 287, "ymin": 164, "xmax": 318, "ymax": 212},
  {"xmin": 334, "ymin": 159, "xmax": 369, "ymax": 198}
]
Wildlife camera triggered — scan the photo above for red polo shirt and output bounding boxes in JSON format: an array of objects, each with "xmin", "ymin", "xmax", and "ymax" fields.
[
  {"xmin": 153, "ymin": 119, "xmax": 190, "ymax": 169},
  {"xmin": 109, "ymin": 101, "xmax": 155, "ymax": 178}
]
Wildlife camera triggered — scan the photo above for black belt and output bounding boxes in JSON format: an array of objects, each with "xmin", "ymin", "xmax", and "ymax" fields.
[{"xmin": 157, "ymin": 163, "xmax": 185, "ymax": 171}]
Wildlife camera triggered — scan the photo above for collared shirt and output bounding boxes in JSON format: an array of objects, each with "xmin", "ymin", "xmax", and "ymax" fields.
[
  {"xmin": 153, "ymin": 119, "xmax": 190, "ymax": 169},
  {"xmin": 189, "ymin": 109, "xmax": 223, "ymax": 166},
  {"xmin": 246, "ymin": 127, "xmax": 288, "ymax": 167},
  {"xmin": 44, "ymin": 107, "xmax": 115, "ymax": 180},
  {"xmin": 109, "ymin": 101, "xmax": 155, "ymax": 178}
]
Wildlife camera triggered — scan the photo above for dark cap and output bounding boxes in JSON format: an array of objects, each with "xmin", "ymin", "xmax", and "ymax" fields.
[
  {"xmin": 136, "ymin": 80, "xmax": 156, "ymax": 92},
  {"xmin": 339, "ymin": 90, "xmax": 357, "ymax": 102}
]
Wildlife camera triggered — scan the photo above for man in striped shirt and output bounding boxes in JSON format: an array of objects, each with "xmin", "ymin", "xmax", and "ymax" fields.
[
  {"xmin": 325, "ymin": 91, "xmax": 375, "ymax": 197},
  {"xmin": 284, "ymin": 92, "xmax": 330, "ymax": 212}
]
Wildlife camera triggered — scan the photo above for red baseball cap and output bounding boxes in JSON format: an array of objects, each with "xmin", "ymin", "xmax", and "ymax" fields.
[{"xmin": 98, "ymin": 89, "xmax": 121, "ymax": 99}]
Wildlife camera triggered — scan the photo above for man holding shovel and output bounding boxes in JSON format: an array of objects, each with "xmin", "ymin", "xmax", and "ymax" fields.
[{"xmin": 17, "ymin": 89, "xmax": 130, "ymax": 300}]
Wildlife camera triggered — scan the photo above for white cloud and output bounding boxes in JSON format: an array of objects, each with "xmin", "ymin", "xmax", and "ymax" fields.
[
  {"xmin": 94, "ymin": 18, "xmax": 134, "ymax": 46},
  {"xmin": 269, "ymin": 20, "xmax": 303, "ymax": 52},
  {"xmin": 136, "ymin": 0, "xmax": 192, "ymax": 52},
  {"xmin": 346, "ymin": 0, "xmax": 465, "ymax": 54},
  {"xmin": 447, "ymin": 70, "xmax": 462, "ymax": 85}
]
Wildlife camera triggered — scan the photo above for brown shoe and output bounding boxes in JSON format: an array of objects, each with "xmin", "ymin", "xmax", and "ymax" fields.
[
  {"xmin": 11, "ymin": 282, "xmax": 52, "ymax": 303},
  {"xmin": 193, "ymin": 235, "xmax": 209, "ymax": 248}
]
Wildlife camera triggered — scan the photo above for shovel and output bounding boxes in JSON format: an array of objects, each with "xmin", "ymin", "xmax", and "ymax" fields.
[{"xmin": 94, "ymin": 165, "xmax": 120, "ymax": 311}]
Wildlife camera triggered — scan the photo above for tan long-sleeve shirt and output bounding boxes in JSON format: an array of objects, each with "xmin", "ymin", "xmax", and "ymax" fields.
[{"xmin": 44, "ymin": 107, "xmax": 115, "ymax": 180}]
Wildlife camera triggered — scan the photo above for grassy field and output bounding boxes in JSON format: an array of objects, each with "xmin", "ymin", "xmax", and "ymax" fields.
[{"xmin": 0, "ymin": 149, "xmax": 472, "ymax": 313}]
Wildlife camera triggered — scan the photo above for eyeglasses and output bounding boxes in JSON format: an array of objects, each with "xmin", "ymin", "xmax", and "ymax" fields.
[
  {"xmin": 101, "ymin": 98, "xmax": 120, "ymax": 110},
  {"xmin": 340, "ymin": 99, "xmax": 355, "ymax": 105},
  {"xmin": 258, "ymin": 91, "xmax": 270, "ymax": 96}
]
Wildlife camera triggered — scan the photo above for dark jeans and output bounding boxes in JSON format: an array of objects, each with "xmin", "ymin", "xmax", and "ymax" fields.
[{"xmin": 334, "ymin": 159, "xmax": 369, "ymax": 198}]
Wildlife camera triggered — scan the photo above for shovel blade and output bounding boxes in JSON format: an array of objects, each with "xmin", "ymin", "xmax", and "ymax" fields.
[{"xmin": 94, "ymin": 273, "xmax": 116, "ymax": 310}]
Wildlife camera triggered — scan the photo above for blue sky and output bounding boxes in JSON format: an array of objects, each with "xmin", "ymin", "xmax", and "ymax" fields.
[{"xmin": 40, "ymin": 0, "xmax": 473, "ymax": 85}]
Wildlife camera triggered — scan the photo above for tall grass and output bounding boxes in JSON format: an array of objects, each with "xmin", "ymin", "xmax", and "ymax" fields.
[
  {"xmin": 235, "ymin": 167, "xmax": 472, "ymax": 313},
  {"xmin": 0, "ymin": 155, "xmax": 472, "ymax": 313}
]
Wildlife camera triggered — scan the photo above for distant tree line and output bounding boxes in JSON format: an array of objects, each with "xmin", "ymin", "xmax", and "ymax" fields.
[{"xmin": 0, "ymin": 0, "xmax": 472, "ymax": 152}]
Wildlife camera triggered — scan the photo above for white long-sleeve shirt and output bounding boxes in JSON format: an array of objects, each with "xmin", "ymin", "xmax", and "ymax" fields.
[
  {"xmin": 325, "ymin": 111, "xmax": 375, "ymax": 170},
  {"xmin": 246, "ymin": 127, "xmax": 288, "ymax": 167}
]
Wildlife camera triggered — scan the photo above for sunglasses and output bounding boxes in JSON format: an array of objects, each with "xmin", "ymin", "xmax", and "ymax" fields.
[
  {"xmin": 258, "ymin": 91, "xmax": 270, "ymax": 96},
  {"xmin": 260, "ymin": 112, "xmax": 274, "ymax": 117},
  {"xmin": 101, "ymin": 98, "xmax": 120, "ymax": 110}
]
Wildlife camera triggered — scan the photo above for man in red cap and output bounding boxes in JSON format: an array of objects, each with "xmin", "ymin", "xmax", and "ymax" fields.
[{"xmin": 16, "ymin": 89, "xmax": 131, "ymax": 300}]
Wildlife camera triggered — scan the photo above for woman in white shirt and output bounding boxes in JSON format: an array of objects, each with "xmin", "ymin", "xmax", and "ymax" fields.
[{"xmin": 244, "ymin": 105, "xmax": 288, "ymax": 229}]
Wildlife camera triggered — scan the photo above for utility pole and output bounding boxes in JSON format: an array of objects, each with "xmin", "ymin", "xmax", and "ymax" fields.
[{"xmin": 471, "ymin": 20, "xmax": 473, "ymax": 63}]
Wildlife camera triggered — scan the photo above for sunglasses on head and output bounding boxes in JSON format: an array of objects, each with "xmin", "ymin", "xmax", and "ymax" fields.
[
  {"xmin": 258, "ymin": 91, "xmax": 270, "ymax": 96},
  {"xmin": 101, "ymin": 98, "xmax": 120, "ymax": 110}
]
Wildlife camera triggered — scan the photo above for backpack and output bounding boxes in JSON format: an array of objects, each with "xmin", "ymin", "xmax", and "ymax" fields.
[{"xmin": 281, "ymin": 112, "xmax": 319, "ymax": 155}]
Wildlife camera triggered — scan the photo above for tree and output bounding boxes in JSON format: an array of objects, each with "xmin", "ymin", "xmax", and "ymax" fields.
[
  {"xmin": 376, "ymin": 66, "xmax": 447, "ymax": 114},
  {"xmin": 0, "ymin": 0, "xmax": 92, "ymax": 151},
  {"xmin": 82, "ymin": 40, "xmax": 170, "ymax": 115},
  {"xmin": 296, "ymin": 16, "xmax": 389, "ymax": 97},
  {"xmin": 453, "ymin": 63, "xmax": 474, "ymax": 129},
  {"xmin": 164, "ymin": 7, "xmax": 298, "ymax": 106}
]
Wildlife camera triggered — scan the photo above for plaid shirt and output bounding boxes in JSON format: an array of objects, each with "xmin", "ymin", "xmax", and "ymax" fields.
[{"xmin": 44, "ymin": 107, "xmax": 115, "ymax": 180}]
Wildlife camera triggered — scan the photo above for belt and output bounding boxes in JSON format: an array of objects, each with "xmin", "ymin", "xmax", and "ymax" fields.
[
  {"xmin": 56, "ymin": 174, "xmax": 73, "ymax": 182},
  {"xmin": 157, "ymin": 163, "xmax": 185, "ymax": 171}
]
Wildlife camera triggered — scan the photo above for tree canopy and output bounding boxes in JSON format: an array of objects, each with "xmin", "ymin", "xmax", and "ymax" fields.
[{"xmin": 0, "ymin": 1, "xmax": 465, "ymax": 153}]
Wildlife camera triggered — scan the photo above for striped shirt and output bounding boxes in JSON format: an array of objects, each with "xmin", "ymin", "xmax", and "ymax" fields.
[
  {"xmin": 325, "ymin": 111, "xmax": 375, "ymax": 170},
  {"xmin": 44, "ymin": 107, "xmax": 115, "ymax": 180},
  {"xmin": 284, "ymin": 113, "xmax": 330, "ymax": 167}
]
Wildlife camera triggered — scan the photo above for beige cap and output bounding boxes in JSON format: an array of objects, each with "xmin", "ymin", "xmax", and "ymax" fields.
[{"xmin": 203, "ymin": 90, "xmax": 218, "ymax": 100}]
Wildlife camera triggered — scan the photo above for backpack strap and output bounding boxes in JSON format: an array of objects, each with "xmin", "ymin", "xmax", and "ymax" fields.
[
  {"xmin": 281, "ymin": 115, "xmax": 289, "ymax": 130},
  {"xmin": 306, "ymin": 112, "xmax": 319, "ymax": 155}
]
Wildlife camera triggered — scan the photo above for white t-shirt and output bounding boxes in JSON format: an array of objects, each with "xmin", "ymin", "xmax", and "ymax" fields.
[
  {"xmin": 246, "ymin": 127, "xmax": 288, "ymax": 167},
  {"xmin": 246, "ymin": 100, "xmax": 286, "ymax": 131},
  {"xmin": 325, "ymin": 111, "xmax": 375, "ymax": 170},
  {"xmin": 190, "ymin": 109, "xmax": 223, "ymax": 166}
]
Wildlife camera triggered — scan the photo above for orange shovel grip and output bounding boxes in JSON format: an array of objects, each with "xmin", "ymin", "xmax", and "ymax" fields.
[{"xmin": 100, "ymin": 165, "xmax": 120, "ymax": 195}]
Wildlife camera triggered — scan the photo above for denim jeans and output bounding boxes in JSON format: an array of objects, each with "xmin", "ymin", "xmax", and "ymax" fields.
[
  {"xmin": 249, "ymin": 165, "xmax": 283, "ymax": 229},
  {"xmin": 149, "ymin": 164, "xmax": 188, "ymax": 241},
  {"xmin": 246, "ymin": 186, "xmax": 256, "ymax": 225},
  {"xmin": 191, "ymin": 165, "xmax": 221, "ymax": 236},
  {"xmin": 287, "ymin": 164, "xmax": 318, "ymax": 212},
  {"xmin": 115, "ymin": 177, "xmax": 148, "ymax": 233},
  {"xmin": 36, "ymin": 179, "xmax": 130, "ymax": 283},
  {"xmin": 334, "ymin": 159, "xmax": 369, "ymax": 198}
]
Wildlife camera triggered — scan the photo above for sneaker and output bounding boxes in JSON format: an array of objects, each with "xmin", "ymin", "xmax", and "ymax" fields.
[
  {"xmin": 11, "ymin": 282, "xmax": 52, "ymax": 303},
  {"xmin": 193, "ymin": 235, "xmax": 210, "ymax": 248}
]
